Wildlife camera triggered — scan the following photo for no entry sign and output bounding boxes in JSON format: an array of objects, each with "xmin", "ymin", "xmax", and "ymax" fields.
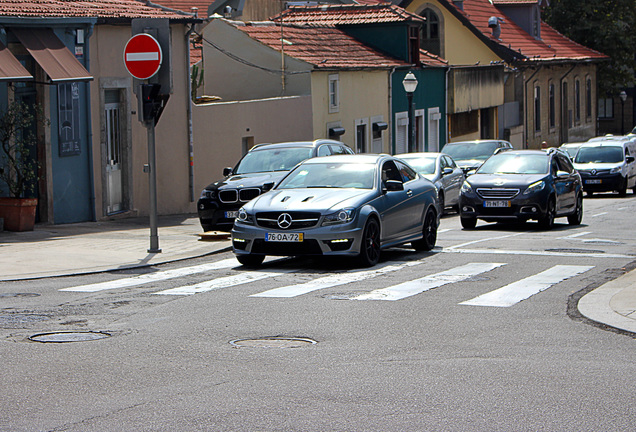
[{"xmin": 124, "ymin": 33, "xmax": 162, "ymax": 80}]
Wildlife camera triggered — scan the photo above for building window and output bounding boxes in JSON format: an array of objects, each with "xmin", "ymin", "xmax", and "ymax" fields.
[
  {"xmin": 575, "ymin": 79, "xmax": 581, "ymax": 123},
  {"xmin": 533, "ymin": 6, "xmax": 541, "ymax": 38},
  {"xmin": 58, "ymin": 82, "xmax": 81, "ymax": 156},
  {"xmin": 598, "ymin": 98, "xmax": 613, "ymax": 118},
  {"xmin": 548, "ymin": 83, "xmax": 556, "ymax": 129},
  {"xmin": 420, "ymin": 8, "xmax": 440, "ymax": 56},
  {"xmin": 586, "ymin": 77, "xmax": 592, "ymax": 120},
  {"xmin": 328, "ymin": 74, "xmax": 339, "ymax": 113},
  {"xmin": 534, "ymin": 85, "xmax": 541, "ymax": 132}
]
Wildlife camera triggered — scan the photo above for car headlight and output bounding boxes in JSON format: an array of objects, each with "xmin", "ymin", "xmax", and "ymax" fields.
[
  {"xmin": 199, "ymin": 189, "xmax": 216, "ymax": 200},
  {"xmin": 460, "ymin": 181, "xmax": 473, "ymax": 193},
  {"xmin": 610, "ymin": 166, "xmax": 621, "ymax": 174},
  {"xmin": 322, "ymin": 208, "xmax": 355, "ymax": 226},
  {"xmin": 236, "ymin": 207, "xmax": 253, "ymax": 224},
  {"xmin": 523, "ymin": 180, "xmax": 545, "ymax": 195}
]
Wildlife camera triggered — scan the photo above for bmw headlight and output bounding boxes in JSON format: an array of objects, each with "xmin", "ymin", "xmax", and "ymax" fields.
[
  {"xmin": 322, "ymin": 208, "xmax": 355, "ymax": 226},
  {"xmin": 523, "ymin": 180, "xmax": 545, "ymax": 195},
  {"xmin": 199, "ymin": 189, "xmax": 216, "ymax": 200},
  {"xmin": 236, "ymin": 207, "xmax": 253, "ymax": 224},
  {"xmin": 460, "ymin": 181, "xmax": 473, "ymax": 194},
  {"xmin": 610, "ymin": 166, "xmax": 621, "ymax": 174}
]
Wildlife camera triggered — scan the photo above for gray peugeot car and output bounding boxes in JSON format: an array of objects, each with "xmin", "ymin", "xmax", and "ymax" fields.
[{"xmin": 231, "ymin": 154, "xmax": 440, "ymax": 267}]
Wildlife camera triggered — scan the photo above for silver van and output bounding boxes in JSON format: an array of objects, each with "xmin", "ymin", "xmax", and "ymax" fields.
[{"xmin": 572, "ymin": 136, "xmax": 636, "ymax": 196}]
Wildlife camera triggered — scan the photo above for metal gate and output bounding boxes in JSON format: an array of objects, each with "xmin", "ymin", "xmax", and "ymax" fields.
[{"xmin": 105, "ymin": 90, "xmax": 123, "ymax": 214}]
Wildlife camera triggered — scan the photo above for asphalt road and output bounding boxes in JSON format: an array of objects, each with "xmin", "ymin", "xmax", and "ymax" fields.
[{"xmin": 1, "ymin": 194, "xmax": 635, "ymax": 431}]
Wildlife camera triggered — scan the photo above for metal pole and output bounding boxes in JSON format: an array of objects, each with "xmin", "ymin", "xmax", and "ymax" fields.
[
  {"xmin": 407, "ymin": 92, "xmax": 414, "ymax": 152},
  {"xmin": 621, "ymin": 99, "xmax": 625, "ymax": 135},
  {"xmin": 146, "ymin": 121, "xmax": 161, "ymax": 253}
]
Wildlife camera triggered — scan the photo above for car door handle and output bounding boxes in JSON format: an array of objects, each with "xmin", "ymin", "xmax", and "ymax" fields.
[{"xmin": 407, "ymin": 189, "xmax": 413, "ymax": 197}]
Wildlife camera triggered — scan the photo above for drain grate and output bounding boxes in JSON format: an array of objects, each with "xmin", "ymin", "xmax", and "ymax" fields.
[
  {"xmin": 0, "ymin": 314, "xmax": 49, "ymax": 328},
  {"xmin": 29, "ymin": 331, "xmax": 111, "ymax": 343},
  {"xmin": 230, "ymin": 336, "xmax": 317, "ymax": 348},
  {"xmin": 545, "ymin": 248, "xmax": 605, "ymax": 254},
  {"xmin": 0, "ymin": 293, "xmax": 40, "ymax": 298}
]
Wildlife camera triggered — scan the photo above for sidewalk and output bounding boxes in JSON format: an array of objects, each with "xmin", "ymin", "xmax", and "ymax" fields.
[{"xmin": 0, "ymin": 214, "xmax": 634, "ymax": 335}]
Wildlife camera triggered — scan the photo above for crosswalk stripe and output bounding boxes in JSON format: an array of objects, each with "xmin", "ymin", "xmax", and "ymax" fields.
[
  {"xmin": 59, "ymin": 258, "xmax": 240, "ymax": 292},
  {"xmin": 154, "ymin": 269, "xmax": 295, "ymax": 295},
  {"xmin": 459, "ymin": 265, "xmax": 594, "ymax": 307},
  {"xmin": 250, "ymin": 261, "xmax": 423, "ymax": 298},
  {"xmin": 353, "ymin": 263, "xmax": 505, "ymax": 301}
]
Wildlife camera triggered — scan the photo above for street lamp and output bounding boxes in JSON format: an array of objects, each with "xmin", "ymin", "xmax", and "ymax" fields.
[
  {"xmin": 402, "ymin": 72, "xmax": 418, "ymax": 153},
  {"xmin": 619, "ymin": 91, "xmax": 627, "ymax": 135}
]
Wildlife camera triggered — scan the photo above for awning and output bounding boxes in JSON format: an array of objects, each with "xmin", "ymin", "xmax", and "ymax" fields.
[
  {"xmin": 0, "ymin": 41, "xmax": 32, "ymax": 81},
  {"xmin": 12, "ymin": 28, "xmax": 92, "ymax": 82}
]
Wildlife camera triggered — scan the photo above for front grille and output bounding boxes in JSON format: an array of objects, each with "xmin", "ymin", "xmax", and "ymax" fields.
[
  {"xmin": 239, "ymin": 188, "xmax": 260, "ymax": 202},
  {"xmin": 579, "ymin": 169, "xmax": 611, "ymax": 176},
  {"xmin": 219, "ymin": 189, "xmax": 238, "ymax": 203},
  {"xmin": 256, "ymin": 211, "xmax": 321, "ymax": 229},
  {"xmin": 251, "ymin": 239, "xmax": 323, "ymax": 255},
  {"xmin": 476, "ymin": 188, "xmax": 520, "ymax": 199}
]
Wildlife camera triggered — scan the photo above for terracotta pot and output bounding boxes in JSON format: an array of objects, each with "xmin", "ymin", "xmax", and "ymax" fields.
[{"xmin": 0, "ymin": 197, "xmax": 38, "ymax": 231}]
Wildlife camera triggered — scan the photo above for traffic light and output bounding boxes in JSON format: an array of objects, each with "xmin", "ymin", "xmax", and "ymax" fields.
[{"xmin": 140, "ymin": 83, "xmax": 169, "ymax": 125}]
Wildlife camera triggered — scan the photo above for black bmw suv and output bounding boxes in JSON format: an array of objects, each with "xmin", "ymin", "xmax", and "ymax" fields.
[
  {"xmin": 459, "ymin": 148, "xmax": 583, "ymax": 230},
  {"xmin": 197, "ymin": 139, "xmax": 353, "ymax": 232}
]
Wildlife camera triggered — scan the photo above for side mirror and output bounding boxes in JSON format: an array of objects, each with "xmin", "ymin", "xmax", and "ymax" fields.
[
  {"xmin": 442, "ymin": 167, "xmax": 453, "ymax": 176},
  {"xmin": 556, "ymin": 170, "xmax": 569, "ymax": 179},
  {"xmin": 223, "ymin": 167, "xmax": 233, "ymax": 176},
  {"xmin": 626, "ymin": 156, "xmax": 635, "ymax": 164},
  {"xmin": 262, "ymin": 182, "xmax": 275, "ymax": 192},
  {"xmin": 466, "ymin": 169, "xmax": 477, "ymax": 176},
  {"xmin": 382, "ymin": 179, "xmax": 404, "ymax": 194}
]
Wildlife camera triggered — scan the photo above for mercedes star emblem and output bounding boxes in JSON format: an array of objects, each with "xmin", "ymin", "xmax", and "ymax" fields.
[{"xmin": 277, "ymin": 213, "xmax": 293, "ymax": 229}]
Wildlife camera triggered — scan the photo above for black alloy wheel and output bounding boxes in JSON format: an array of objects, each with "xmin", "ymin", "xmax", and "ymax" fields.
[
  {"xmin": 460, "ymin": 216, "xmax": 477, "ymax": 229},
  {"xmin": 357, "ymin": 218, "xmax": 381, "ymax": 267},
  {"xmin": 538, "ymin": 197, "xmax": 556, "ymax": 230},
  {"xmin": 413, "ymin": 208, "xmax": 438, "ymax": 251},
  {"xmin": 567, "ymin": 194, "xmax": 583, "ymax": 225},
  {"xmin": 236, "ymin": 254, "xmax": 265, "ymax": 267}
]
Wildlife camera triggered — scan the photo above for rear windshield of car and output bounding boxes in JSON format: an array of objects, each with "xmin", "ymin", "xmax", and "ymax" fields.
[
  {"xmin": 277, "ymin": 162, "xmax": 375, "ymax": 189},
  {"xmin": 234, "ymin": 147, "xmax": 314, "ymax": 174},
  {"xmin": 574, "ymin": 146, "xmax": 624, "ymax": 164},
  {"xmin": 442, "ymin": 142, "xmax": 500, "ymax": 161},
  {"xmin": 399, "ymin": 157, "xmax": 436, "ymax": 174},
  {"xmin": 478, "ymin": 154, "xmax": 548, "ymax": 175}
]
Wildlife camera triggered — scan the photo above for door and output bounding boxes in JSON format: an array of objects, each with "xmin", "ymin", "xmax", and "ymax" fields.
[{"xmin": 105, "ymin": 90, "xmax": 124, "ymax": 214}]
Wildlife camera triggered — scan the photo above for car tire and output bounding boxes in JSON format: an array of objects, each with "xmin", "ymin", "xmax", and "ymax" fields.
[
  {"xmin": 412, "ymin": 208, "xmax": 438, "ymax": 251},
  {"xmin": 538, "ymin": 197, "xmax": 556, "ymax": 230},
  {"xmin": 357, "ymin": 218, "xmax": 381, "ymax": 267},
  {"xmin": 236, "ymin": 254, "xmax": 265, "ymax": 267},
  {"xmin": 201, "ymin": 223, "xmax": 215, "ymax": 233},
  {"xmin": 567, "ymin": 194, "xmax": 583, "ymax": 225},
  {"xmin": 617, "ymin": 177, "xmax": 628, "ymax": 197},
  {"xmin": 438, "ymin": 192, "xmax": 445, "ymax": 214},
  {"xmin": 586, "ymin": 191, "xmax": 594, "ymax": 197},
  {"xmin": 460, "ymin": 216, "xmax": 477, "ymax": 229}
]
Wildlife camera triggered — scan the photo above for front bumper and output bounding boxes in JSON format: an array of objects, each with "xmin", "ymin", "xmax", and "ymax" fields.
[
  {"xmin": 578, "ymin": 172, "xmax": 624, "ymax": 192},
  {"xmin": 231, "ymin": 221, "xmax": 364, "ymax": 257},
  {"xmin": 197, "ymin": 198, "xmax": 241, "ymax": 231},
  {"xmin": 459, "ymin": 192, "xmax": 549, "ymax": 222}
]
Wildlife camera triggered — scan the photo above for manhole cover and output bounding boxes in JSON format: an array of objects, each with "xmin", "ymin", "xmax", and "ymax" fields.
[
  {"xmin": 29, "ymin": 331, "xmax": 111, "ymax": 343},
  {"xmin": 0, "ymin": 293, "xmax": 40, "ymax": 298},
  {"xmin": 322, "ymin": 293, "xmax": 358, "ymax": 300},
  {"xmin": 545, "ymin": 248, "xmax": 605, "ymax": 254},
  {"xmin": 230, "ymin": 336, "xmax": 317, "ymax": 348}
]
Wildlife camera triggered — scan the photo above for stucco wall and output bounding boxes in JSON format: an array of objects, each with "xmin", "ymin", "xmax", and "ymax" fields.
[
  {"xmin": 90, "ymin": 24, "xmax": 194, "ymax": 218},
  {"xmin": 192, "ymin": 96, "xmax": 313, "ymax": 195}
]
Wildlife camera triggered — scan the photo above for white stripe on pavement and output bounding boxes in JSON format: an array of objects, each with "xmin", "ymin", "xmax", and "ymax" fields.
[
  {"xmin": 250, "ymin": 261, "xmax": 423, "ymax": 298},
  {"xmin": 59, "ymin": 258, "xmax": 239, "ymax": 292},
  {"xmin": 154, "ymin": 270, "xmax": 294, "ymax": 295},
  {"xmin": 460, "ymin": 265, "xmax": 594, "ymax": 307},
  {"xmin": 353, "ymin": 262, "xmax": 505, "ymax": 301},
  {"xmin": 441, "ymin": 248, "xmax": 632, "ymax": 259}
]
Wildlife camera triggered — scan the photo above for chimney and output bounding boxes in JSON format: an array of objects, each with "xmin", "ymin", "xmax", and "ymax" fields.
[
  {"xmin": 488, "ymin": 16, "xmax": 502, "ymax": 39},
  {"xmin": 453, "ymin": 0, "xmax": 464, "ymax": 11},
  {"xmin": 191, "ymin": 7, "xmax": 198, "ymax": 17}
]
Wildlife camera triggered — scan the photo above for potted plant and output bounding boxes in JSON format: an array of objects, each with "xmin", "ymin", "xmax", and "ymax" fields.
[{"xmin": 0, "ymin": 101, "xmax": 48, "ymax": 231}]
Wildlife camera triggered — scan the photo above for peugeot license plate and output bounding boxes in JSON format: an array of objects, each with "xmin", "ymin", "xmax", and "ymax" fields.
[
  {"xmin": 225, "ymin": 211, "xmax": 238, "ymax": 218},
  {"xmin": 484, "ymin": 200, "xmax": 511, "ymax": 208},
  {"xmin": 265, "ymin": 232, "xmax": 303, "ymax": 242}
]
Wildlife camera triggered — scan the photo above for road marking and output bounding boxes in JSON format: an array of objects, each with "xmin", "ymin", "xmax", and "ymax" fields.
[
  {"xmin": 460, "ymin": 265, "xmax": 594, "ymax": 307},
  {"xmin": 353, "ymin": 263, "xmax": 505, "ymax": 301},
  {"xmin": 251, "ymin": 261, "xmax": 424, "ymax": 298},
  {"xmin": 60, "ymin": 258, "xmax": 239, "ymax": 292},
  {"xmin": 591, "ymin": 212, "xmax": 607, "ymax": 217},
  {"xmin": 154, "ymin": 269, "xmax": 295, "ymax": 295},
  {"xmin": 446, "ymin": 232, "xmax": 529, "ymax": 249},
  {"xmin": 441, "ymin": 248, "xmax": 632, "ymax": 259},
  {"xmin": 558, "ymin": 231, "xmax": 591, "ymax": 239}
]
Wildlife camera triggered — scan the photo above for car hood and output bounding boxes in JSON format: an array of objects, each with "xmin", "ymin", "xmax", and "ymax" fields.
[
  {"xmin": 573, "ymin": 162, "xmax": 622, "ymax": 170},
  {"xmin": 455, "ymin": 159, "xmax": 484, "ymax": 170},
  {"xmin": 204, "ymin": 171, "xmax": 288, "ymax": 191},
  {"xmin": 247, "ymin": 188, "xmax": 373, "ymax": 211},
  {"xmin": 466, "ymin": 173, "xmax": 547, "ymax": 188}
]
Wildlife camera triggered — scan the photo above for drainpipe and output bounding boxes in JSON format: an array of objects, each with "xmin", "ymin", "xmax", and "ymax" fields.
[
  {"xmin": 445, "ymin": 65, "xmax": 450, "ymax": 144},
  {"xmin": 389, "ymin": 67, "xmax": 396, "ymax": 154},
  {"xmin": 186, "ymin": 23, "xmax": 195, "ymax": 202},
  {"xmin": 559, "ymin": 64, "xmax": 576, "ymax": 145},
  {"xmin": 523, "ymin": 64, "xmax": 542, "ymax": 149},
  {"xmin": 85, "ymin": 22, "xmax": 96, "ymax": 220}
]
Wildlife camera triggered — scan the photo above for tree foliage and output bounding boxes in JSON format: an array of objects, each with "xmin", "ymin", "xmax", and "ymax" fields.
[{"xmin": 543, "ymin": 0, "xmax": 636, "ymax": 96}]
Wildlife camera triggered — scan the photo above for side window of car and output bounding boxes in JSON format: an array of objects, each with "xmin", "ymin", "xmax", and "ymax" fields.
[
  {"xmin": 317, "ymin": 145, "xmax": 332, "ymax": 157},
  {"xmin": 382, "ymin": 161, "xmax": 403, "ymax": 183},
  {"xmin": 330, "ymin": 145, "xmax": 350, "ymax": 155},
  {"xmin": 558, "ymin": 155, "xmax": 574, "ymax": 173},
  {"xmin": 396, "ymin": 161, "xmax": 417, "ymax": 182},
  {"xmin": 550, "ymin": 158, "xmax": 560, "ymax": 175},
  {"xmin": 444, "ymin": 156, "xmax": 457, "ymax": 169}
]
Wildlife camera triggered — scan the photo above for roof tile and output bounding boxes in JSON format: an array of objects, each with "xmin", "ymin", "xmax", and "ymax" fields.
[{"xmin": 272, "ymin": 4, "xmax": 425, "ymax": 27}]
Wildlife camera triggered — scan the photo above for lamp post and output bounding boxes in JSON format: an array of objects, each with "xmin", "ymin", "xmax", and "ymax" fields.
[
  {"xmin": 619, "ymin": 91, "xmax": 627, "ymax": 135},
  {"xmin": 402, "ymin": 72, "xmax": 418, "ymax": 153}
]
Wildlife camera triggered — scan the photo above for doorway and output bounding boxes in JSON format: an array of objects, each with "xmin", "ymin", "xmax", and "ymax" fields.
[{"xmin": 105, "ymin": 89, "xmax": 124, "ymax": 214}]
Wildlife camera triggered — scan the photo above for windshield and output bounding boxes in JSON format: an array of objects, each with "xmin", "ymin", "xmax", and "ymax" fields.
[
  {"xmin": 574, "ymin": 146, "xmax": 624, "ymax": 164},
  {"xmin": 442, "ymin": 142, "xmax": 500, "ymax": 161},
  {"xmin": 277, "ymin": 162, "xmax": 375, "ymax": 189},
  {"xmin": 234, "ymin": 147, "xmax": 313, "ymax": 174},
  {"xmin": 561, "ymin": 146, "xmax": 580, "ymax": 158},
  {"xmin": 399, "ymin": 157, "xmax": 436, "ymax": 174},
  {"xmin": 478, "ymin": 154, "xmax": 548, "ymax": 174}
]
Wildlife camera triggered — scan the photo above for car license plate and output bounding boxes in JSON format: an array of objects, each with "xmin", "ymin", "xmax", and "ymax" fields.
[
  {"xmin": 585, "ymin": 179, "xmax": 602, "ymax": 184},
  {"xmin": 225, "ymin": 211, "xmax": 238, "ymax": 218},
  {"xmin": 483, "ymin": 200, "xmax": 510, "ymax": 208},
  {"xmin": 265, "ymin": 232, "xmax": 303, "ymax": 242}
]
